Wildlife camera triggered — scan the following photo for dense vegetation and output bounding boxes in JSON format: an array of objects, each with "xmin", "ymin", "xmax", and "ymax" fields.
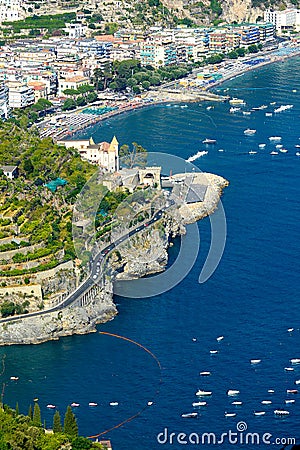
[
  {"xmin": 92, "ymin": 59, "xmax": 192, "ymax": 95},
  {"xmin": 0, "ymin": 403, "xmax": 106, "ymax": 449},
  {"xmin": 3, "ymin": 13, "xmax": 76, "ymax": 35},
  {"xmin": 0, "ymin": 119, "xmax": 97, "ymax": 282}
]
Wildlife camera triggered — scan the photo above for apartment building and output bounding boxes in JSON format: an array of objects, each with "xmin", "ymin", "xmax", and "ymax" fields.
[
  {"xmin": 0, "ymin": 82, "xmax": 9, "ymax": 119},
  {"xmin": 0, "ymin": 0, "xmax": 25, "ymax": 23},
  {"xmin": 58, "ymin": 75, "xmax": 90, "ymax": 95},
  {"xmin": 264, "ymin": 9, "xmax": 298, "ymax": 33},
  {"xmin": 7, "ymin": 81, "xmax": 34, "ymax": 108}
]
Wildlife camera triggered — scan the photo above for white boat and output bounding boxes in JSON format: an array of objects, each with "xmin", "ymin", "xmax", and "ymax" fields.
[
  {"xmin": 295, "ymin": 145, "xmax": 300, "ymax": 149},
  {"xmin": 274, "ymin": 409, "xmax": 289, "ymax": 416},
  {"xmin": 227, "ymin": 390, "xmax": 240, "ymax": 396},
  {"xmin": 210, "ymin": 350, "xmax": 218, "ymax": 354},
  {"xmin": 232, "ymin": 401, "xmax": 242, "ymax": 405},
  {"xmin": 196, "ymin": 389, "xmax": 212, "ymax": 396},
  {"xmin": 250, "ymin": 359, "xmax": 261, "ymax": 364},
  {"xmin": 10, "ymin": 376, "xmax": 19, "ymax": 381},
  {"xmin": 216, "ymin": 336, "xmax": 224, "ymax": 342},
  {"xmin": 46, "ymin": 404, "xmax": 56, "ymax": 409},
  {"xmin": 268, "ymin": 389, "xmax": 275, "ymax": 393},
  {"xmin": 285, "ymin": 399, "xmax": 295, "ymax": 404},
  {"xmin": 270, "ymin": 102, "xmax": 276, "ymax": 106},
  {"xmin": 186, "ymin": 151, "xmax": 208, "ymax": 162},
  {"xmin": 200, "ymin": 371, "xmax": 211, "ymax": 376},
  {"xmin": 288, "ymin": 328, "xmax": 294, "ymax": 332},
  {"xmin": 290, "ymin": 359, "xmax": 300, "ymax": 364},
  {"xmin": 192, "ymin": 338, "xmax": 197, "ymax": 342},
  {"xmin": 71, "ymin": 402, "xmax": 80, "ymax": 407},
  {"xmin": 275, "ymin": 144, "xmax": 283, "ymax": 149},
  {"xmin": 270, "ymin": 151, "xmax": 279, "ymax": 155},
  {"xmin": 181, "ymin": 412, "xmax": 198, "ymax": 418},
  {"xmin": 230, "ymin": 107, "xmax": 240, "ymax": 113},
  {"xmin": 258, "ymin": 144, "xmax": 266, "ymax": 148},
  {"xmin": 280, "ymin": 149, "xmax": 288, "ymax": 153},
  {"xmin": 224, "ymin": 412, "xmax": 236, "ymax": 417},
  {"xmin": 206, "ymin": 106, "xmax": 214, "ymax": 111},
  {"xmin": 218, "ymin": 149, "xmax": 224, "ymax": 152},
  {"xmin": 286, "ymin": 389, "xmax": 298, "ymax": 394},
  {"xmin": 229, "ymin": 98, "xmax": 245, "ymax": 105},
  {"xmin": 285, "ymin": 367, "xmax": 294, "ymax": 372},
  {"xmin": 249, "ymin": 151, "xmax": 257, "ymax": 155},
  {"xmin": 192, "ymin": 401, "xmax": 207, "ymax": 407},
  {"xmin": 110, "ymin": 402, "xmax": 119, "ymax": 406},
  {"xmin": 295, "ymin": 380, "xmax": 300, "ymax": 385},
  {"xmin": 243, "ymin": 111, "xmax": 251, "ymax": 115},
  {"xmin": 89, "ymin": 402, "xmax": 98, "ymax": 407},
  {"xmin": 274, "ymin": 104, "xmax": 293, "ymax": 113},
  {"xmin": 244, "ymin": 128, "xmax": 256, "ymax": 135},
  {"xmin": 254, "ymin": 411, "xmax": 266, "ymax": 416},
  {"xmin": 202, "ymin": 138, "xmax": 216, "ymax": 144},
  {"xmin": 296, "ymin": 152, "xmax": 300, "ymax": 156},
  {"xmin": 269, "ymin": 136, "xmax": 282, "ymax": 141},
  {"xmin": 265, "ymin": 112, "xmax": 273, "ymax": 117},
  {"xmin": 261, "ymin": 400, "xmax": 272, "ymax": 405},
  {"xmin": 147, "ymin": 401, "xmax": 153, "ymax": 406}
]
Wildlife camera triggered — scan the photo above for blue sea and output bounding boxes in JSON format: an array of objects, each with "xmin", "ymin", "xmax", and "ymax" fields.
[{"xmin": 2, "ymin": 57, "xmax": 300, "ymax": 449}]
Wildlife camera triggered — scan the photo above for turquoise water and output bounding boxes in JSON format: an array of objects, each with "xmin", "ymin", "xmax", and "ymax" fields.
[{"xmin": 2, "ymin": 57, "xmax": 300, "ymax": 449}]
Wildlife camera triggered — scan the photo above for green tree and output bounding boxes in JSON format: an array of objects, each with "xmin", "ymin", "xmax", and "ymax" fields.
[
  {"xmin": 0, "ymin": 301, "xmax": 16, "ymax": 318},
  {"xmin": 64, "ymin": 405, "xmax": 78, "ymax": 437},
  {"xmin": 104, "ymin": 22, "xmax": 118, "ymax": 34},
  {"xmin": 53, "ymin": 410, "xmax": 62, "ymax": 433},
  {"xmin": 23, "ymin": 158, "xmax": 34, "ymax": 175},
  {"xmin": 71, "ymin": 436, "xmax": 92, "ymax": 449},
  {"xmin": 142, "ymin": 80, "xmax": 150, "ymax": 90},
  {"xmin": 62, "ymin": 98, "xmax": 76, "ymax": 111},
  {"xmin": 32, "ymin": 402, "xmax": 41, "ymax": 426}
]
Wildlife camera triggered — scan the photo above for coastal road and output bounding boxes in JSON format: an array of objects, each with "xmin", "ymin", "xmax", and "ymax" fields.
[{"xmin": 0, "ymin": 203, "xmax": 173, "ymax": 324}]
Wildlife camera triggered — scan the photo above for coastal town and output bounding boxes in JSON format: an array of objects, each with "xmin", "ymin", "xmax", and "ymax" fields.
[{"xmin": 0, "ymin": 0, "xmax": 299, "ymax": 448}]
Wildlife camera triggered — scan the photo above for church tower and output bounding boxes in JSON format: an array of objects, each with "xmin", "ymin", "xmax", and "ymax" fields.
[{"xmin": 108, "ymin": 136, "xmax": 119, "ymax": 172}]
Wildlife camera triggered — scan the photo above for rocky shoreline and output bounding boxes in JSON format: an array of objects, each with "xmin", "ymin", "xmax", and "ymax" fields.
[{"xmin": 0, "ymin": 173, "xmax": 228, "ymax": 346}]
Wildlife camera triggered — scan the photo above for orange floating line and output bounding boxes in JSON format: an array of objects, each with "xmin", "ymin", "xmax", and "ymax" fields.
[{"xmin": 87, "ymin": 331, "xmax": 162, "ymax": 440}]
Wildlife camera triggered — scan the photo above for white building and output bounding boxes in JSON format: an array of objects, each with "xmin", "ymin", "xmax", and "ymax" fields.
[
  {"xmin": 264, "ymin": 9, "xmax": 297, "ymax": 32},
  {"xmin": 1, "ymin": 165, "xmax": 18, "ymax": 179},
  {"xmin": 64, "ymin": 22, "xmax": 88, "ymax": 38},
  {"xmin": 6, "ymin": 81, "xmax": 34, "ymax": 108},
  {"xmin": 58, "ymin": 136, "xmax": 119, "ymax": 173},
  {"xmin": 58, "ymin": 75, "xmax": 90, "ymax": 96},
  {"xmin": 0, "ymin": 0, "xmax": 25, "ymax": 23},
  {"xmin": 0, "ymin": 82, "xmax": 9, "ymax": 119}
]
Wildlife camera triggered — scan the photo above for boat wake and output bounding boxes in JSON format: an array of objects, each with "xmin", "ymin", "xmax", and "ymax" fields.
[{"xmin": 186, "ymin": 151, "xmax": 208, "ymax": 162}]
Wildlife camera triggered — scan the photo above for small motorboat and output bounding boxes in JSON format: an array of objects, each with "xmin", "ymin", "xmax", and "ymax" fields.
[
  {"xmin": 196, "ymin": 390, "xmax": 212, "ymax": 396},
  {"xmin": 10, "ymin": 376, "xmax": 19, "ymax": 381},
  {"xmin": 280, "ymin": 148, "xmax": 288, "ymax": 153},
  {"xmin": 181, "ymin": 412, "xmax": 198, "ymax": 418},
  {"xmin": 202, "ymin": 138, "xmax": 216, "ymax": 144},
  {"xmin": 249, "ymin": 151, "xmax": 257, "ymax": 155},
  {"xmin": 250, "ymin": 359, "xmax": 261, "ymax": 364},
  {"xmin": 210, "ymin": 350, "xmax": 218, "ymax": 355},
  {"xmin": 232, "ymin": 401, "xmax": 242, "ymax": 405},
  {"xmin": 46, "ymin": 404, "xmax": 56, "ymax": 409},
  {"xmin": 294, "ymin": 380, "xmax": 300, "ymax": 385},
  {"xmin": 216, "ymin": 336, "xmax": 224, "ymax": 342},
  {"xmin": 287, "ymin": 389, "xmax": 298, "ymax": 394},
  {"xmin": 285, "ymin": 367, "xmax": 294, "ymax": 372},
  {"xmin": 192, "ymin": 338, "xmax": 197, "ymax": 342},
  {"xmin": 227, "ymin": 390, "xmax": 240, "ymax": 396},
  {"xmin": 285, "ymin": 399, "xmax": 295, "ymax": 404},
  {"xmin": 244, "ymin": 129, "xmax": 256, "ymax": 135},
  {"xmin": 147, "ymin": 401, "xmax": 153, "ymax": 406},
  {"xmin": 224, "ymin": 412, "xmax": 236, "ymax": 417},
  {"xmin": 71, "ymin": 403, "xmax": 80, "ymax": 407},
  {"xmin": 200, "ymin": 371, "xmax": 211, "ymax": 376},
  {"xmin": 243, "ymin": 111, "xmax": 251, "ymax": 115},
  {"xmin": 270, "ymin": 151, "xmax": 279, "ymax": 155},
  {"xmin": 274, "ymin": 409, "xmax": 289, "ymax": 416},
  {"xmin": 192, "ymin": 401, "xmax": 207, "ymax": 407},
  {"xmin": 258, "ymin": 143, "xmax": 266, "ymax": 148},
  {"xmin": 268, "ymin": 389, "xmax": 275, "ymax": 393},
  {"xmin": 290, "ymin": 359, "xmax": 300, "ymax": 364},
  {"xmin": 265, "ymin": 112, "xmax": 272, "ymax": 117},
  {"xmin": 275, "ymin": 144, "xmax": 283, "ymax": 149},
  {"xmin": 110, "ymin": 402, "xmax": 119, "ymax": 406},
  {"xmin": 269, "ymin": 136, "xmax": 282, "ymax": 141},
  {"xmin": 88, "ymin": 402, "xmax": 98, "ymax": 407},
  {"xmin": 295, "ymin": 145, "xmax": 300, "ymax": 148},
  {"xmin": 261, "ymin": 400, "xmax": 272, "ymax": 405},
  {"xmin": 254, "ymin": 411, "xmax": 266, "ymax": 416},
  {"xmin": 288, "ymin": 328, "xmax": 294, "ymax": 331},
  {"xmin": 296, "ymin": 152, "xmax": 300, "ymax": 156}
]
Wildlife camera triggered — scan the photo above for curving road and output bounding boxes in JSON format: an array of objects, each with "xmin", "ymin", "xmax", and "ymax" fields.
[{"xmin": 0, "ymin": 203, "xmax": 173, "ymax": 324}]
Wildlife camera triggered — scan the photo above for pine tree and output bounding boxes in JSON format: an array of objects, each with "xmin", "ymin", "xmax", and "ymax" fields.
[
  {"xmin": 64, "ymin": 405, "xmax": 78, "ymax": 437},
  {"xmin": 28, "ymin": 404, "xmax": 33, "ymax": 420},
  {"xmin": 53, "ymin": 410, "xmax": 62, "ymax": 433},
  {"xmin": 32, "ymin": 403, "xmax": 41, "ymax": 426},
  {"xmin": 15, "ymin": 402, "xmax": 19, "ymax": 416}
]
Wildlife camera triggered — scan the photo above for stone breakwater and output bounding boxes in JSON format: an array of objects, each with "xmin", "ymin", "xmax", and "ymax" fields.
[{"xmin": 0, "ymin": 173, "xmax": 228, "ymax": 345}]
